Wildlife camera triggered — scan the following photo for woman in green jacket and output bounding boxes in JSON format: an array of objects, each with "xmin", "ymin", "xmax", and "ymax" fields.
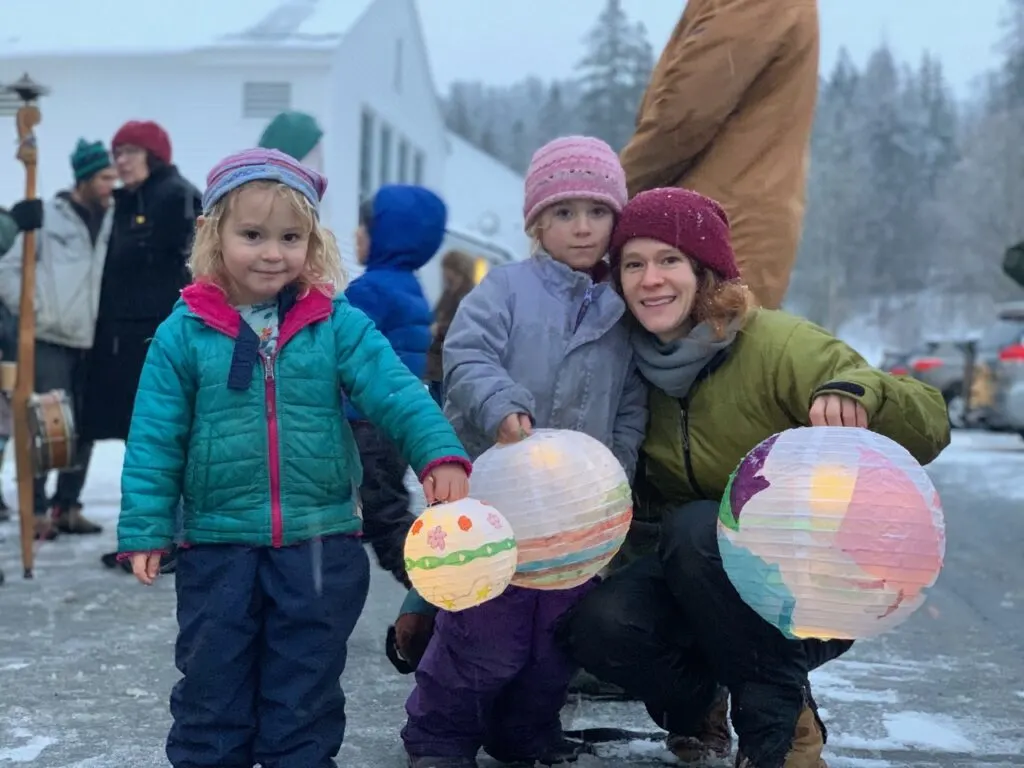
[{"xmin": 558, "ymin": 188, "xmax": 951, "ymax": 768}]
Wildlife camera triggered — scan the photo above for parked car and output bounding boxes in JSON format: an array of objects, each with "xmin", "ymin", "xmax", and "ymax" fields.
[
  {"xmin": 906, "ymin": 340, "xmax": 971, "ymax": 427},
  {"xmin": 979, "ymin": 302, "xmax": 1024, "ymax": 439},
  {"xmin": 880, "ymin": 349, "xmax": 913, "ymax": 376}
]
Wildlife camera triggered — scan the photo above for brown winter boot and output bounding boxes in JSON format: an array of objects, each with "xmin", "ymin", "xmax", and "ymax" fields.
[
  {"xmin": 734, "ymin": 704, "xmax": 827, "ymax": 768},
  {"xmin": 55, "ymin": 504, "xmax": 103, "ymax": 535},
  {"xmin": 667, "ymin": 685, "xmax": 732, "ymax": 763}
]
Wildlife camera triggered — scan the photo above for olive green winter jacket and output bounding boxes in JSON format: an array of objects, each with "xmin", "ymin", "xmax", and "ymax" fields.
[{"xmin": 628, "ymin": 309, "xmax": 950, "ymax": 550}]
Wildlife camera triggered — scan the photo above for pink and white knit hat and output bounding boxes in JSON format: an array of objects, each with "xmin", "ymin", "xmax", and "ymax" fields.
[{"xmin": 523, "ymin": 136, "xmax": 627, "ymax": 230}]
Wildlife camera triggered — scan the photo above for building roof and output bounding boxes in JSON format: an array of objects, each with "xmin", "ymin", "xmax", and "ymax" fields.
[
  {"xmin": 0, "ymin": 0, "xmax": 375, "ymax": 58},
  {"xmin": 443, "ymin": 132, "xmax": 529, "ymax": 257}
]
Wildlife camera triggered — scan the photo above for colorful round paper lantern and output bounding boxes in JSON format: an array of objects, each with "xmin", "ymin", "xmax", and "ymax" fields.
[
  {"xmin": 470, "ymin": 429, "xmax": 632, "ymax": 590},
  {"xmin": 718, "ymin": 426, "xmax": 945, "ymax": 640},
  {"xmin": 404, "ymin": 498, "xmax": 518, "ymax": 611}
]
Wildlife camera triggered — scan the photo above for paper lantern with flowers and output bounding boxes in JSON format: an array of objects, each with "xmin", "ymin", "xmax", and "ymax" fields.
[
  {"xmin": 404, "ymin": 499, "xmax": 518, "ymax": 611},
  {"xmin": 718, "ymin": 426, "xmax": 946, "ymax": 640},
  {"xmin": 469, "ymin": 429, "xmax": 632, "ymax": 590}
]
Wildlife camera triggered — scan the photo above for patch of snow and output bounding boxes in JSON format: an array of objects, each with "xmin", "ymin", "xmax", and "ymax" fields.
[
  {"xmin": 831, "ymin": 711, "xmax": 977, "ymax": 753},
  {"xmin": 591, "ymin": 738, "xmax": 678, "ymax": 764},
  {"xmin": 811, "ymin": 668, "xmax": 900, "ymax": 705},
  {"xmin": 927, "ymin": 431, "xmax": 1024, "ymax": 500},
  {"xmin": 0, "ymin": 727, "xmax": 57, "ymax": 762},
  {"xmin": 828, "ymin": 759, "xmax": 893, "ymax": 768}
]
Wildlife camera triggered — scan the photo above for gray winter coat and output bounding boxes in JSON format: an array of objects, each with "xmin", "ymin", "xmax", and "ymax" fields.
[
  {"xmin": 442, "ymin": 253, "xmax": 647, "ymax": 479},
  {"xmin": 0, "ymin": 195, "xmax": 111, "ymax": 349}
]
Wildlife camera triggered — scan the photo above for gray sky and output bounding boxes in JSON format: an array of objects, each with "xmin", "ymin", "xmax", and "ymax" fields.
[{"xmin": 416, "ymin": 1, "xmax": 1006, "ymax": 99}]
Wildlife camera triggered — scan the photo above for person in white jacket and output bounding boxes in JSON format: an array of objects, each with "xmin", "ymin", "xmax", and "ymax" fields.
[
  {"xmin": 0, "ymin": 199, "xmax": 42, "ymax": 520},
  {"xmin": 0, "ymin": 139, "xmax": 117, "ymax": 540}
]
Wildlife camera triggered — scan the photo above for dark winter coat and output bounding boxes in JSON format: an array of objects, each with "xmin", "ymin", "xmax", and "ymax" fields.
[
  {"xmin": 80, "ymin": 164, "xmax": 201, "ymax": 441},
  {"xmin": 424, "ymin": 250, "xmax": 476, "ymax": 382}
]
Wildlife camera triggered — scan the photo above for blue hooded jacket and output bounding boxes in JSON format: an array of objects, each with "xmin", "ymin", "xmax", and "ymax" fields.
[{"xmin": 344, "ymin": 184, "xmax": 446, "ymax": 420}]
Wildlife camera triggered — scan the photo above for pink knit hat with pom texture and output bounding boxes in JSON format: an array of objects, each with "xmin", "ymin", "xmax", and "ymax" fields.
[{"xmin": 523, "ymin": 136, "xmax": 627, "ymax": 229}]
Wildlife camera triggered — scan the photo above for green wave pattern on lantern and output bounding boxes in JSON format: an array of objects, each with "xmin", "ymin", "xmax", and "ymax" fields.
[{"xmin": 405, "ymin": 538, "xmax": 517, "ymax": 572}]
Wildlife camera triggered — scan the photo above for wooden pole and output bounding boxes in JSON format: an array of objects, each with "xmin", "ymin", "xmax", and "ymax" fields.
[{"xmin": 7, "ymin": 74, "xmax": 48, "ymax": 579}]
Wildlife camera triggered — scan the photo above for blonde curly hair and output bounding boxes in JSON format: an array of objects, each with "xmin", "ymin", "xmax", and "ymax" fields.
[{"xmin": 188, "ymin": 180, "xmax": 346, "ymax": 295}]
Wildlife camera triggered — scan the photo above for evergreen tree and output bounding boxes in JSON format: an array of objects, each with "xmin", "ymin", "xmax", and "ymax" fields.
[
  {"xmin": 539, "ymin": 83, "xmax": 569, "ymax": 143},
  {"xmin": 575, "ymin": 0, "xmax": 654, "ymax": 150},
  {"xmin": 998, "ymin": 0, "xmax": 1024, "ymax": 108},
  {"xmin": 445, "ymin": 83, "xmax": 475, "ymax": 140},
  {"xmin": 510, "ymin": 119, "xmax": 529, "ymax": 172}
]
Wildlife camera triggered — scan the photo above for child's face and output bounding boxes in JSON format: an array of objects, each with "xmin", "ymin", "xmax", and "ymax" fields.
[
  {"xmin": 355, "ymin": 224, "xmax": 370, "ymax": 265},
  {"xmin": 220, "ymin": 185, "xmax": 310, "ymax": 304},
  {"xmin": 537, "ymin": 198, "xmax": 614, "ymax": 271}
]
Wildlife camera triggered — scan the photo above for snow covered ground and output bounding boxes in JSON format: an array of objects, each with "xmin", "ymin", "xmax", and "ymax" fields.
[{"xmin": 1, "ymin": 431, "xmax": 1022, "ymax": 766}]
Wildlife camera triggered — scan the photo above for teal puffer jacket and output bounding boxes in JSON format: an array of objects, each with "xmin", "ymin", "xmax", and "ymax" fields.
[{"xmin": 118, "ymin": 281, "xmax": 470, "ymax": 553}]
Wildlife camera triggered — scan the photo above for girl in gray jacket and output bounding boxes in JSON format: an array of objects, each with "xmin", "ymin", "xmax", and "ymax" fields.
[{"xmin": 401, "ymin": 136, "xmax": 648, "ymax": 768}]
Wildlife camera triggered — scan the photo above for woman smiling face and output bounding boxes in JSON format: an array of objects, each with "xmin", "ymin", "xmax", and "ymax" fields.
[{"xmin": 619, "ymin": 237, "xmax": 699, "ymax": 343}]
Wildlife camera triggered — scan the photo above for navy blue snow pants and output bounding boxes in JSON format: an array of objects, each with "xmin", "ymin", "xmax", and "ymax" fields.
[{"xmin": 166, "ymin": 534, "xmax": 370, "ymax": 768}]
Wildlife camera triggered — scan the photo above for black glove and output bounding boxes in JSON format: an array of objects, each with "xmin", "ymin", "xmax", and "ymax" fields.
[{"xmin": 10, "ymin": 199, "xmax": 43, "ymax": 232}]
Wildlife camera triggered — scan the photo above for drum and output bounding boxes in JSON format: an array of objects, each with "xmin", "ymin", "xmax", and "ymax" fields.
[{"xmin": 27, "ymin": 389, "xmax": 77, "ymax": 476}]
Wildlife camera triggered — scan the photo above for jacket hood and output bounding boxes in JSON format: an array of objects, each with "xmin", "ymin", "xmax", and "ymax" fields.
[{"xmin": 366, "ymin": 185, "xmax": 447, "ymax": 271}]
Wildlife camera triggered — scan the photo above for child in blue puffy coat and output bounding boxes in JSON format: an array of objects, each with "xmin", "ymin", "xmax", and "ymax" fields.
[
  {"xmin": 117, "ymin": 148, "xmax": 471, "ymax": 768},
  {"xmin": 347, "ymin": 185, "xmax": 447, "ymax": 590}
]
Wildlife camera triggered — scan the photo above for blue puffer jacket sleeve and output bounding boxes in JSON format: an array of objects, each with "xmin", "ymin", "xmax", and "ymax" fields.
[
  {"xmin": 332, "ymin": 296, "xmax": 470, "ymax": 475},
  {"xmin": 442, "ymin": 269, "xmax": 536, "ymax": 439},
  {"xmin": 119, "ymin": 314, "xmax": 195, "ymax": 553}
]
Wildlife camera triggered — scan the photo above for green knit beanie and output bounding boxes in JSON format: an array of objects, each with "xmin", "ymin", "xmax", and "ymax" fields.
[
  {"xmin": 258, "ymin": 111, "xmax": 324, "ymax": 162},
  {"xmin": 70, "ymin": 139, "xmax": 111, "ymax": 183}
]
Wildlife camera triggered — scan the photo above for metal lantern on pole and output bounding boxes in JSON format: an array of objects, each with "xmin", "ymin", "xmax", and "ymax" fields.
[
  {"xmin": 469, "ymin": 429, "xmax": 633, "ymax": 590},
  {"xmin": 718, "ymin": 426, "xmax": 946, "ymax": 640}
]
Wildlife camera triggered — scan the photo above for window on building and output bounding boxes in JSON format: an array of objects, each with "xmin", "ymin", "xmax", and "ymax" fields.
[
  {"xmin": 397, "ymin": 139, "xmax": 410, "ymax": 183},
  {"xmin": 0, "ymin": 91, "xmax": 19, "ymax": 118},
  {"xmin": 394, "ymin": 38, "xmax": 404, "ymax": 92},
  {"xmin": 413, "ymin": 150, "xmax": 425, "ymax": 185},
  {"xmin": 242, "ymin": 82, "xmax": 292, "ymax": 118},
  {"xmin": 379, "ymin": 123, "xmax": 393, "ymax": 185},
  {"xmin": 359, "ymin": 109, "xmax": 375, "ymax": 200}
]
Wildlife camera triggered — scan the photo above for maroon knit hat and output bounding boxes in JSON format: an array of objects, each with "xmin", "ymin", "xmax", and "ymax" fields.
[
  {"xmin": 609, "ymin": 188, "xmax": 741, "ymax": 281},
  {"xmin": 112, "ymin": 120, "xmax": 172, "ymax": 164}
]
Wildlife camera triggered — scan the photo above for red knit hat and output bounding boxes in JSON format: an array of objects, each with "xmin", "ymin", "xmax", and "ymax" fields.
[
  {"xmin": 112, "ymin": 120, "xmax": 172, "ymax": 164},
  {"xmin": 609, "ymin": 188, "xmax": 741, "ymax": 281}
]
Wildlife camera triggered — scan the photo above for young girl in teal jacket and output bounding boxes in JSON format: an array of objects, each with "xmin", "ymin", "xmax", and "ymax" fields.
[{"xmin": 117, "ymin": 148, "xmax": 471, "ymax": 768}]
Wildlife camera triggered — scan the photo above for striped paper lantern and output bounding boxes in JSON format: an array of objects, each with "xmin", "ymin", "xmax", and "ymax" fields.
[
  {"xmin": 470, "ymin": 429, "xmax": 632, "ymax": 590},
  {"xmin": 718, "ymin": 426, "xmax": 946, "ymax": 640}
]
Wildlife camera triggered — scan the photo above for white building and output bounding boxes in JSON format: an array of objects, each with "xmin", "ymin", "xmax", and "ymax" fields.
[{"xmin": 0, "ymin": 0, "xmax": 527, "ymax": 300}]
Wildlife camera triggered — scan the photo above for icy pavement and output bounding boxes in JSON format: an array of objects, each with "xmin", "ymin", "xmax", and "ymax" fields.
[{"xmin": 1, "ymin": 431, "xmax": 1023, "ymax": 767}]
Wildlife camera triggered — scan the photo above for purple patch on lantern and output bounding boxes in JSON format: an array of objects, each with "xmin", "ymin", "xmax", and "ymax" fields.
[{"xmin": 730, "ymin": 434, "xmax": 780, "ymax": 523}]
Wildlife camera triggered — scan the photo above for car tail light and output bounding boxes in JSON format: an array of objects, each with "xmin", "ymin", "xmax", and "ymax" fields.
[
  {"xmin": 998, "ymin": 343, "xmax": 1024, "ymax": 362},
  {"xmin": 911, "ymin": 357, "xmax": 944, "ymax": 372},
  {"xmin": 890, "ymin": 366, "xmax": 909, "ymax": 375}
]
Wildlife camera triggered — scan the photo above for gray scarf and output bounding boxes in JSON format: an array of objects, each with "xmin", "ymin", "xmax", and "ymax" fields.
[{"xmin": 631, "ymin": 320, "xmax": 739, "ymax": 399}]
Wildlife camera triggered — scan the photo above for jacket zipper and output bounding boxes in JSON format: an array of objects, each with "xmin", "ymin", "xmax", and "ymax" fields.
[
  {"xmin": 573, "ymin": 285, "xmax": 594, "ymax": 333},
  {"xmin": 263, "ymin": 353, "xmax": 284, "ymax": 547},
  {"xmin": 678, "ymin": 397, "xmax": 707, "ymax": 499}
]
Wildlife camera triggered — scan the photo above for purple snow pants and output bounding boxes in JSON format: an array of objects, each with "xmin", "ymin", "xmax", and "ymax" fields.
[{"xmin": 401, "ymin": 581, "xmax": 595, "ymax": 759}]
